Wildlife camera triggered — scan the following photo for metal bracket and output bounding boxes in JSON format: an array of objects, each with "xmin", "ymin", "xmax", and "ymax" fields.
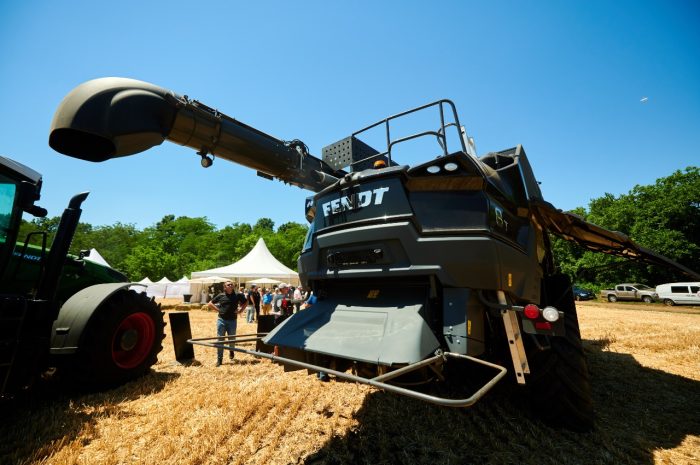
[
  {"xmin": 189, "ymin": 334, "xmax": 508, "ymax": 408},
  {"xmin": 497, "ymin": 290, "xmax": 530, "ymax": 384}
]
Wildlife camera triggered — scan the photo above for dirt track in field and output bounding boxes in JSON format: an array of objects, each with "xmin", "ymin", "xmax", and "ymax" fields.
[{"xmin": 1, "ymin": 300, "xmax": 698, "ymax": 465}]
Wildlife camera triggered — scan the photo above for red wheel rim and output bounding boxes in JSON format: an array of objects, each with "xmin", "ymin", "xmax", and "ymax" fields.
[{"xmin": 111, "ymin": 312, "xmax": 156, "ymax": 369}]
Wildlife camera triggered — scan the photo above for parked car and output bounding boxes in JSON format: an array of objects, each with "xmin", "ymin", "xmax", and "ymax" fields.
[
  {"xmin": 656, "ymin": 282, "xmax": 700, "ymax": 306},
  {"xmin": 600, "ymin": 283, "xmax": 658, "ymax": 303},
  {"xmin": 572, "ymin": 286, "xmax": 595, "ymax": 301}
]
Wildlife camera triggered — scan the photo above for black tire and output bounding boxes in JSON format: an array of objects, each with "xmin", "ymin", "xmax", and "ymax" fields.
[
  {"xmin": 525, "ymin": 274, "xmax": 594, "ymax": 431},
  {"xmin": 642, "ymin": 295, "xmax": 653, "ymax": 304},
  {"xmin": 664, "ymin": 299, "xmax": 675, "ymax": 306},
  {"xmin": 73, "ymin": 289, "xmax": 165, "ymax": 387},
  {"xmin": 607, "ymin": 294, "xmax": 617, "ymax": 303}
]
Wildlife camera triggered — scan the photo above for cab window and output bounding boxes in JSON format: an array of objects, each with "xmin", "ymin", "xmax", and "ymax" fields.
[{"xmin": 0, "ymin": 181, "xmax": 18, "ymax": 244}]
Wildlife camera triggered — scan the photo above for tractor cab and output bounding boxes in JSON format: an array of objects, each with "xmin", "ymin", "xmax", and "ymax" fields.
[{"xmin": 0, "ymin": 156, "xmax": 47, "ymax": 288}]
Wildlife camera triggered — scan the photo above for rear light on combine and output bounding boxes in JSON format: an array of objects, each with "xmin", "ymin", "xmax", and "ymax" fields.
[
  {"xmin": 535, "ymin": 321, "xmax": 552, "ymax": 330},
  {"xmin": 425, "ymin": 161, "xmax": 460, "ymax": 175},
  {"xmin": 542, "ymin": 306, "xmax": 560, "ymax": 322},
  {"xmin": 523, "ymin": 304, "xmax": 540, "ymax": 319}
]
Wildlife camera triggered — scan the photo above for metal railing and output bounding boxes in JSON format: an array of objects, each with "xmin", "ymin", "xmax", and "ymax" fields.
[
  {"xmin": 349, "ymin": 99, "xmax": 468, "ymax": 169},
  {"xmin": 189, "ymin": 333, "xmax": 507, "ymax": 408}
]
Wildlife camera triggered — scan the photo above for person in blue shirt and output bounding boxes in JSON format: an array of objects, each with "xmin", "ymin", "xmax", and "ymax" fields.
[{"xmin": 261, "ymin": 288, "xmax": 273, "ymax": 315}]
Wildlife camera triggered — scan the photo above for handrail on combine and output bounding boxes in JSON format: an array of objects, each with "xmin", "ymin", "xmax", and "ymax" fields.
[
  {"xmin": 349, "ymin": 99, "xmax": 467, "ymax": 169},
  {"xmin": 188, "ymin": 333, "xmax": 508, "ymax": 408}
]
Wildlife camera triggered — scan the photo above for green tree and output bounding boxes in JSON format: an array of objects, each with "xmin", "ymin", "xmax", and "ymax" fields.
[
  {"xmin": 273, "ymin": 222, "xmax": 308, "ymax": 269},
  {"xmin": 253, "ymin": 218, "xmax": 275, "ymax": 235},
  {"xmin": 553, "ymin": 167, "xmax": 699, "ymax": 287},
  {"xmin": 122, "ymin": 243, "xmax": 180, "ymax": 281}
]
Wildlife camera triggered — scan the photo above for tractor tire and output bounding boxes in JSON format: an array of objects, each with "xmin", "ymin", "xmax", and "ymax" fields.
[
  {"xmin": 73, "ymin": 289, "xmax": 165, "ymax": 387},
  {"xmin": 607, "ymin": 294, "xmax": 617, "ymax": 303},
  {"xmin": 525, "ymin": 274, "xmax": 594, "ymax": 431}
]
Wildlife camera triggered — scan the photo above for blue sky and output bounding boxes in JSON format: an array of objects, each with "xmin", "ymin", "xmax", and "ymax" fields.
[{"xmin": 1, "ymin": 0, "xmax": 698, "ymax": 230}]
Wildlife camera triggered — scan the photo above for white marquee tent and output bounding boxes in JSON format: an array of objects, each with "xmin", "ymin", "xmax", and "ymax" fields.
[
  {"xmin": 188, "ymin": 275, "xmax": 230, "ymax": 303},
  {"xmin": 132, "ymin": 277, "xmax": 190, "ymax": 299},
  {"xmin": 84, "ymin": 248, "xmax": 110, "ymax": 267},
  {"xmin": 191, "ymin": 238, "xmax": 299, "ymax": 286},
  {"xmin": 146, "ymin": 276, "xmax": 191, "ymax": 299}
]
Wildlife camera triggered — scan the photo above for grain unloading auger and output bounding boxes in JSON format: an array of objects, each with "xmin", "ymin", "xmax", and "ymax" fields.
[
  {"xmin": 49, "ymin": 77, "xmax": 341, "ymax": 191},
  {"xmin": 50, "ymin": 77, "xmax": 699, "ymax": 431}
]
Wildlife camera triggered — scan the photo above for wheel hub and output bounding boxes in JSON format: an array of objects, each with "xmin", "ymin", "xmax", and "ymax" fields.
[
  {"xmin": 119, "ymin": 328, "xmax": 139, "ymax": 351},
  {"xmin": 112, "ymin": 312, "xmax": 156, "ymax": 369}
]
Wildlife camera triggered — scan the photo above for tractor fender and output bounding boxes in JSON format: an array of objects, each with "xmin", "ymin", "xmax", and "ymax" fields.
[{"xmin": 50, "ymin": 283, "xmax": 138, "ymax": 355}]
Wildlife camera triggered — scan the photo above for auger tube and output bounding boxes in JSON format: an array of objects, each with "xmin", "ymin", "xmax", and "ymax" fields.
[{"xmin": 49, "ymin": 77, "xmax": 340, "ymax": 192}]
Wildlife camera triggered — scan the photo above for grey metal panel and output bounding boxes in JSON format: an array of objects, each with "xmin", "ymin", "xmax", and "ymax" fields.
[
  {"xmin": 264, "ymin": 298, "xmax": 440, "ymax": 365},
  {"xmin": 322, "ymin": 136, "xmax": 380, "ymax": 171},
  {"xmin": 443, "ymin": 288, "xmax": 469, "ymax": 354},
  {"xmin": 50, "ymin": 283, "xmax": 133, "ymax": 353},
  {"xmin": 304, "ymin": 221, "xmax": 503, "ymax": 290}
]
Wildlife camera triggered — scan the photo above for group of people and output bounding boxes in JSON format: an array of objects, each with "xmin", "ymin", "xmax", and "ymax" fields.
[{"xmin": 207, "ymin": 281, "xmax": 314, "ymax": 366}]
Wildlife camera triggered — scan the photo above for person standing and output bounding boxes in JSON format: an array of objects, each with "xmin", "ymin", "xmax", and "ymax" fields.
[
  {"xmin": 244, "ymin": 286, "xmax": 256, "ymax": 323},
  {"xmin": 293, "ymin": 286, "xmax": 303, "ymax": 313},
  {"xmin": 271, "ymin": 283, "xmax": 290, "ymax": 325},
  {"xmin": 249, "ymin": 284, "xmax": 261, "ymax": 322},
  {"xmin": 261, "ymin": 288, "xmax": 273, "ymax": 315},
  {"xmin": 207, "ymin": 281, "xmax": 244, "ymax": 366}
]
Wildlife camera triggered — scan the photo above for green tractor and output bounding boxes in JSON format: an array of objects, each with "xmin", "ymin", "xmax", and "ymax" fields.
[{"xmin": 0, "ymin": 155, "xmax": 165, "ymax": 398}]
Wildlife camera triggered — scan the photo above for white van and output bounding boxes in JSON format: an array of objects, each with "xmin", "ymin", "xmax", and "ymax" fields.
[{"xmin": 655, "ymin": 282, "xmax": 700, "ymax": 306}]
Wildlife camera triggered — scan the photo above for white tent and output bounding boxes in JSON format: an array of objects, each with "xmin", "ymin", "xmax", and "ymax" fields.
[
  {"xmin": 191, "ymin": 237, "xmax": 299, "ymax": 285},
  {"xmin": 129, "ymin": 277, "xmax": 153, "ymax": 293},
  {"xmin": 249, "ymin": 277, "xmax": 282, "ymax": 285},
  {"xmin": 166, "ymin": 276, "xmax": 191, "ymax": 298},
  {"xmin": 85, "ymin": 248, "xmax": 110, "ymax": 267},
  {"xmin": 189, "ymin": 276, "xmax": 230, "ymax": 284},
  {"xmin": 188, "ymin": 275, "xmax": 230, "ymax": 303},
  {"xmin": 147, "ymin": 277, "xmax": 175, "ymax": 298}
]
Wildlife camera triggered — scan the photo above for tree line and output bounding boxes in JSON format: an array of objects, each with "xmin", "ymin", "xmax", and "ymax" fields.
[
  {"xmin": 551, "ymin": 167, "xmax": 698, "ymax": 292},
  {"xmin": 18, "ymin": 167, "xmax": 698, "ymax": 289},
  {"xmin": 18, "ymin": 215, "xmax": 308, "ymax": 282}
]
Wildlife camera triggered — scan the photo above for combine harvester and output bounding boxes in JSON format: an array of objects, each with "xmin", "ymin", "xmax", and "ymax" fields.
[{"xmin": 49, "ymin": 78, "xmax": 698, "ymax": 430}]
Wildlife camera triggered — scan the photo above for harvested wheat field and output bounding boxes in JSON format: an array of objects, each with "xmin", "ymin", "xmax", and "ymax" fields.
[{"xmin": 1, "ymin": 300, "xmax": 699, "ymax": 465}]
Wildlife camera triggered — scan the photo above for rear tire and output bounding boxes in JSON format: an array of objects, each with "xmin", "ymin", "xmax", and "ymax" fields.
[
  {"xmin": 525, "ymin": 274, "xmax": 594, "ymax": 431},
  {"xmin": 73, "ymin": 289, "xmax": 165, "ymax": 387},
  {"xmin": 607, "ymin": 294, "xmax": 617, "ymax": 303},
  {"xmin": 663, "ymin": 299, "xmax": 675, "ymax": 306}
]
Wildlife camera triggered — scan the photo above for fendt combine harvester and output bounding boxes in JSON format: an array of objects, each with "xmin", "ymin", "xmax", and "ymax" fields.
[{"xmin": 49, "ymin": 78, "xmax": 698, "ymax": 431}]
